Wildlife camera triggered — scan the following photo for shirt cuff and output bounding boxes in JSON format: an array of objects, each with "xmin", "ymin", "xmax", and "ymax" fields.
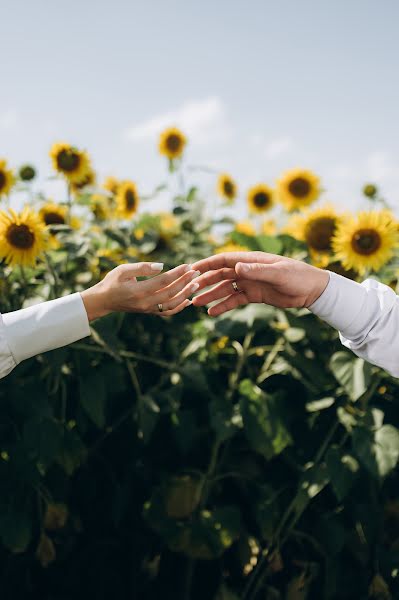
[
  {"xmin": 308, "ymin": 271, "xmax": 397, "ymax": 340},
  {"xmin": 2, "ymin": 293, "xmax": 91, "ymax": 364}
]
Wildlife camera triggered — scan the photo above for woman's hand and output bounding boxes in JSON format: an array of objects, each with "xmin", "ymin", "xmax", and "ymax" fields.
[
  {"xmin": 191, "ymin": 252, "xmax": 329, "ymax": 317},
  {"xmin": 81, "ymin": 262, "xmax": 200, "ymax": 321}
]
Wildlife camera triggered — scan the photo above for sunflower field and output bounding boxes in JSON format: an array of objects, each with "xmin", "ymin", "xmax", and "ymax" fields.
[{"xmin": 1, "ymin": 129, "xmax": 399, "ymax": 600}]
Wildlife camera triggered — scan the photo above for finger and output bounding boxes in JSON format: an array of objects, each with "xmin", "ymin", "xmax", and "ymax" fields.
[
  {"xmin": 151, "ymin": 270, "xmax": 200, "ymax": 304},
  {"xmin": 194, "ymin": 268, "xmax": 236, "ymax": 291},
  {"xmin": 157, "ymin": 280, "xmax": 200, "ymax": 311},
  {"xmin": 137, "ymin": 263, "xmax": 193, "ymax": 292},
  {"xmin": 115, "ymin": 261, "xmax": 164, "ymax": 280},
  {"xmin": 192, "ymin": 280, "xmax": 243, "ymax": 306},
  {"xmin": 160, "ymin": 299, "xmax": 192, "ymax": 316},
  {"xmin": 208, "ymin": 293, "xmax": 248, "ymax": 317},
  {"xmin": 192, "ymin": 252, "xmax": 281, "ymax": 273},
  {"xmin": 235, "ymin": 262, "xmax": 284, "ymax": 284}
]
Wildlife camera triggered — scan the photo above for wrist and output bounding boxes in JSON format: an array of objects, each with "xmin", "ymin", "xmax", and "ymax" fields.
[
  {"xmin": 80, "ymin": 283, "xmax": 111, "ymax": 322},
  {"xmin": 306, "ymin": 268, "xmax": 330, "ymax": 307}
]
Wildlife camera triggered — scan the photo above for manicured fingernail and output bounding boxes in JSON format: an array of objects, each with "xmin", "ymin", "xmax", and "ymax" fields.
[
  {"xmin": 151, "ymin": 263, "xmax": 164, "ymax": 271},
  {"xmin": 190, "ymin": 283, "xmax": 200, "ymax": 293},
  {"xmin": 185, "ymin": 264, "xmax": 193, "ymax": 272},
  {"xmin": 191, "ymin": 270, "xmax": 201, "ymax": 278},
  {"xmin": 238, "ymin": 263, "xmax": 250, "ymax": 273}
]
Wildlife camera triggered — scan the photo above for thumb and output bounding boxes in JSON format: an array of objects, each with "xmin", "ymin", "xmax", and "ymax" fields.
[
  {"xmin": 115, "ymin": 262, "xmax": 164, "ymax": 280},
  {"xmin": 235, "ymin": 262, "xmax": 281, "ymax": 284}
]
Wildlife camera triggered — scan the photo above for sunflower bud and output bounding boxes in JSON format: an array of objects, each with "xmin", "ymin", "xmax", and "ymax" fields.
[
  {"xmin": 368, "ymin": 574, "xmax": 392, "ymax": 600},
  {"xmin": 164, "ymin": 475, "xmax": 201, "ymax": 519},
  {"xmin": 19, "ymin": 164, "xmax": 36, "ymax": 181},
  {"xmin": 363, "ymin": 183, "xmax": 378, "ymax": 199},
  {"xmin": 44, "ymin": 503, "xmax": 68, "ymax": 531},
  {"xmin": 36, "ymin": 533, "xmax": 56, "ymax": 568}
]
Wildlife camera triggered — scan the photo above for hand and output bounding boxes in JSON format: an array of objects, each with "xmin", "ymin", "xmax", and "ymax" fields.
[
  {"xmin": 81, "ymin": 262, "xmax": 200, "ymax": 321},
  {"xmin": 191, "ymin": 252, "xmax": 329, "ymax": 317}
]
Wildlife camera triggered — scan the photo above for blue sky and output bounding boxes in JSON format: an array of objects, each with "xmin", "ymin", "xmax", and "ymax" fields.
[{"xmin": 1, "ymin": 0, "xmax": 399, "ymax": 217}]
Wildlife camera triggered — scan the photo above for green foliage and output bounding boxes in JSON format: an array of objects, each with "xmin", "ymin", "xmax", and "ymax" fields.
[{"xmin": 1, "ymin": 190, "xmax": 399, "ymax": 600}]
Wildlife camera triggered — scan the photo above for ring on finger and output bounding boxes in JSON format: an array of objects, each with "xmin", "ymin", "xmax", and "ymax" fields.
[
  {"xmin": 157, "ymin": 303, "xmax": 163, "ymax": 313},
  {"xmin": 232, "ymin": 281, "xmax": 241, "ymax": 293}
]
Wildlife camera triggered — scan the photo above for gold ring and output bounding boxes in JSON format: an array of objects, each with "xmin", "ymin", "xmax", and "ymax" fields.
[
  {"xmin": 158, "ymin": 303, "xmax": 163, "ymax": 313},
  {"xmin": 232, "ymin": 281, "xmax": 240, "ymax": 293}
]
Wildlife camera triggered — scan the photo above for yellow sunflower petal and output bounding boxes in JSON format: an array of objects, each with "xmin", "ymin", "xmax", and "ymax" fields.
[
  {"xmin": 0, "ymin": 159, "xmax": 15, "ymax": 197},
  {"xmin": 217, "ymin": 173, "xmax": 237, "ymax": 203},
  {"xmin": 277, "ymin": 169, "xmax": 321, "ymax": 212},
  {"xmin": 159, "ymin": 127, "xmax": 187, "ymax": 160},
  {"xmin": 115, "ymin": 180, "xmax": 139, "ymax": 219},
  {"xmin": 49, "ymin": 142, "xmax": 92, "ymax": 184},
  {"xmin": 247, "ymin": 184, "xmax": 274, "ymax": 214},
  {"xmin": 332, "ymin": 210, "xmax": 399, "ymax": 275},
  {"xmin": 0, "ymin": 207, "xmax": 49, "ymax": 267}
]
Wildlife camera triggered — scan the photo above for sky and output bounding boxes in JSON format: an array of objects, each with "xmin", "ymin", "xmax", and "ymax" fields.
[{"xmin": 1, "ymin": 0, "xmax": 399, "ymax": 218}]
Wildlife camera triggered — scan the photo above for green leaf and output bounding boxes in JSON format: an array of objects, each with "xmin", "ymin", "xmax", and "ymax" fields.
[
  {"xmin": 326, "ymin": 446, "xmax": 359, "ymax": 501},
  {"xmin": 239, "ymin": 379, "xmax": 292, "ymax": 460},
  {"xmin": 79, "ymin": 371, "xmax": 107, "ymax": 428},
  {"xmin": 353, "ymin": 424, "xmax": 399, "ymax": 478},
  {"xmin": 305, "ymin": 397, "xmax": 335, "ymax": 412},
  {"xmin": 0, "ymin": 511, "xmax": 32, "ymax": 553},
  {"xmin": 256, "ymin": 234, "xmax": 283, "ymax": 254},
  {"xmin": 293, "ymin": 462, "xmax": 330, "ymax": 516},
  {"xmin": 329, "ymin": 352, "xmax": 372, "ymax": 401},
  {"xmin": 230, "ymin": 231, "xmax": 260, "ymax": 251}
]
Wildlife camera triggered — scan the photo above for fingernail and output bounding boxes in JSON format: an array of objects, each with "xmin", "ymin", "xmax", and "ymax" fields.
[
  {"xmin": 191, "ymin": 270, "xmax": 201, "ymax": 278},
  {"xmin": 186, "ymin": 300, "xmax": 193, "ymax": 305},
  {"xmin": 151, "ymin": 263, "xmax": 164, "ymax": 271},
  {"xmin": 190, "ymin": 282, "xmax": 200, "ymax": 293},
  {"xmin": 238, "ymin": 263, "xmax": 250, "ymax": 273},
  {"xmin": 185, "ymin": 264, "xmax": 193, "ymax": 272}
]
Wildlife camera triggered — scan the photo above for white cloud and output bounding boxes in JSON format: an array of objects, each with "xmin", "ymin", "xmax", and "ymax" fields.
[
  {"xmin": 264, "ymin": 136, "xmax": 294, "ymax": 159},
  {"xmin": 249, "ymin": 134, "xmax": 294, "ymax": 159},
  {"xmin": 365, "ymin": 151, "xmax": 399, "ymax": 181},
  {"xmin": 124, "ymin": 97, "xmax": 231, "ymax": 145},
  {"xmin": 0, "ymin": 109, "xmax": 18, "ymax": 130}
]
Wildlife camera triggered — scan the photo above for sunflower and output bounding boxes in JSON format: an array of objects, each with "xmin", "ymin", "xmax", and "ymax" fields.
[
  {"xmin": 49, "ymin": 142, "xmax": 91, "ymax": 184},
  {"xmin": 115, "ymin": 180, "xmax": 139, "ymax": 219},
  {"xmin": 158, "ymin": 212, "xmax": 179, "ymax": 237},
  {"xmin": 277, "ymin": 169, "xmax": 321, "ymax": 211},
  {"xmin": 90, "ymin": 194, "xmax": 111, "ymax": 221},
  {"xmin": 0, "ymin": 207, "xmax": 49, "ymax": 266},
  {"xmin": 103, "ymin": 176, "xmax": 120, "ymax": 195},
  {"xmin": 217, "ymin": 173, "xmax": 237, "ymax": 203},
  {"xmin": 332, "ymin": 210, "xmax": 398, "ymax": 275},
  {"xmin": 235, "ymin": 221, "xmax": 256, "ymax": 236},
  {"xmin": 70, "ymin": 169, "xmax": 96, "ymax": 194},
  {"xmin": 286, "ymin": 204, "xmax": 341, "ymax": 263},
  {"xmin": 216, "ymin": 241, "xmax": 249, "ymax": 253},
  {"xmin": 39, "ymin": 202, "xmax": 68, "ymax": 227},
  {"xmin": 159, "ymin": 127, "xmax": 187, "ymax": 160},
  {"xmin": 0, "ymin": 159, "xmax": 15, "ymax": 197},
  {"xmin": 261, "ymin": 219, "xmax": 277, "ymax": 236},
  {"xmin": 247, "ymin": 184, "xmax": 274, "ymax": 214}
]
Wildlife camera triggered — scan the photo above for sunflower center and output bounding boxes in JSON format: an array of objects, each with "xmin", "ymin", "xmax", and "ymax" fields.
[
  {"xmin": 0, "ymin": 171, "xmax": 6, "ymax": 192},
  {"xmin": 351, "ymin": 228, "xmax": 382, "ymax": 255},
  {"xmin": 125, "ymin": 190, "xmax": 136, "ymax": 211},
  {"xmin": 44, "ymin": 212, "xmax": 65, "ymax": 225},
  {"xmin": 6, "ymin": 223, "xmax": 35, "ymax": 249},
  {"xmin": 305, "ymin": 217, "xmax": 336, "ymax": 251},
  {"xmin": 166, "ymin": 134, "xmax": 182, "ymax": 152},
  {"xmin": 57, "ymin": 149, "xmax": 80, "ymax": 173},
  {"xmin": 288, "ymin": 177, "xmax": 311, "ymax": 198},
  {"xmin": 223, "ymin": 180, "xmax": 235, "ymax": 197},
  {"xmin": 253, "ymin": 192, "xmax": 271, "ymax": 209}
]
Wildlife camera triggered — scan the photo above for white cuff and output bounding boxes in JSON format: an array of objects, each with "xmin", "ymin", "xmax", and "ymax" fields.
[
  {"xmin": 309, "ymin": 271, "xmax": 397, "ymax": 340},
  {"xmin": 2, "ymin": 293, "xmax": 91, "ymax": 364}
]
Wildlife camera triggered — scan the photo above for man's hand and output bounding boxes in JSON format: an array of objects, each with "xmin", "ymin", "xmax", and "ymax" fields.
[
  {"xmin": 81, "ymin": 262, "xmax": 200, "ymax": 321},
  {"xmin": 191, "ymin": 252, "xmax": 329, "ymax": 317}
]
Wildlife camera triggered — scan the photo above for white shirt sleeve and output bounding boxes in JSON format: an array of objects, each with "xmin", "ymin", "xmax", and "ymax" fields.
[
  {"xmin": 309, "ymin": 271, "xmax": 399, "ymax": 377},
  {"xmin": 0, "ymin": 293, "xmax": 91, "ymax": 379}
]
